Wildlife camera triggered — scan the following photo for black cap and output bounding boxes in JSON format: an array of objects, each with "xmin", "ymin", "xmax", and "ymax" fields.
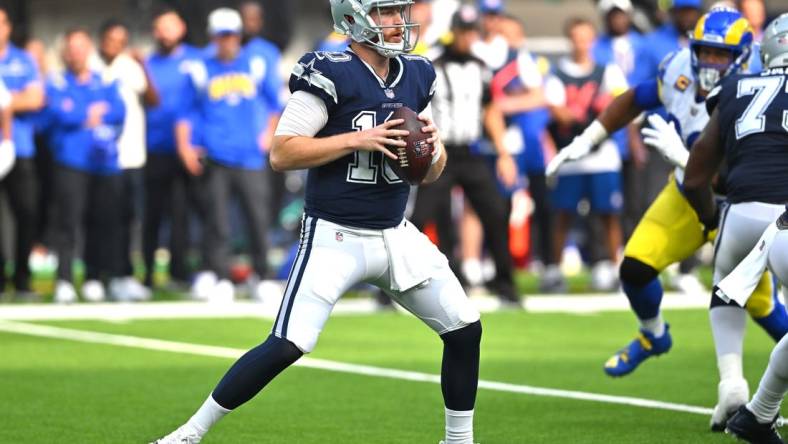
[{"xmin": 451, "ymin": 5, "xmax": 481, "ymax": 30}]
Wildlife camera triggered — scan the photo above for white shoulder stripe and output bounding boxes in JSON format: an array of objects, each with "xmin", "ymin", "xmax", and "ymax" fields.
[{"xmin": 292, "ymin": 60, "xmax": 339, "ymax": 104}]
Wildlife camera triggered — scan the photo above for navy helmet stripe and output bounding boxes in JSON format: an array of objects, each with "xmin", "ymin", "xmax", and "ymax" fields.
[
  {"xmin": 273, "ymin": 215, "xmax": 310, "ymax": 334},
  {"xmin": 278, "ymin": 216, "xmax": 319, "ymax": 337}
]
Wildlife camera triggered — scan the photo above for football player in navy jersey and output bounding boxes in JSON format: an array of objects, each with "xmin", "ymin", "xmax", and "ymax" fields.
[
  {"xmin": 152, "ymin": 1, "xmax": 482, "ymax": 443},
  {"xmin": 683, "ymin": 12, "xmax": 788, "ymax": 435}
]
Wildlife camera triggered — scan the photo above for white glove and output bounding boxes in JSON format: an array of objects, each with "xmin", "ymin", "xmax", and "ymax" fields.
[
  {"xmin": 546, "ymin": 120, "xmax": 608, "ymax": 178},
  {"xmin": 0, "ymin": 139, "xmax": 14, "ymax": 180},
  {"xmin": 545, "ymin": 148, "xmax": 571, "ymax": 178},
  {"xmin": 641, "ymin": 114, "xmax": 689, "ymax": 169}
]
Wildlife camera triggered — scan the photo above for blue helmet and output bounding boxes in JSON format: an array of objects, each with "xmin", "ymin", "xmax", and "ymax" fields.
[{"xmin": 689, "ymin": 7, "xmax": 754, "ymax": 91}]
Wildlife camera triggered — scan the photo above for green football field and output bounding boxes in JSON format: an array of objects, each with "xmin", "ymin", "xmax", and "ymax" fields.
[{"xmin": 0, "ymin": 307, "xmax": 783, "ymax": 443}]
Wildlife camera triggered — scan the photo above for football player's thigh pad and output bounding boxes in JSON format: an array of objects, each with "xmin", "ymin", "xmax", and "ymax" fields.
[
  {"xmin": 385, "ymin": 235, "xmax": 480, "ymax": 334},
  {"xmin": 624, "ymin": 178, "xmax": 705, "ymax": 271},
  {"xmin": 274, "ymin": 219, "xmax": 370, "ymax": 353}
]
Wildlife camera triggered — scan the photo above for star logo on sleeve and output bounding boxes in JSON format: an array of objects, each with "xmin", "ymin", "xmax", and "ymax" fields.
[
  {"xmin": 291, "ymin": 57, "xmax": 339, "ymax": 104},
  {"xmin": 296, "ymin": 58, "xmax": 323, "ymax": 87}
]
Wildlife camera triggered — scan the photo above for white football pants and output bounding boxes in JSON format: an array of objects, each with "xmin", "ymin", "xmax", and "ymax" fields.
[{"xmin": 273, "ymin": 215, "xmax": 481, "ymax": 353}]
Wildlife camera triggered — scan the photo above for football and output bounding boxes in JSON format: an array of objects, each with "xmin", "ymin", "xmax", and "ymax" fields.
[{"xmin": 385, "ymin": 106, "xmax": 434, "ymax": 185}]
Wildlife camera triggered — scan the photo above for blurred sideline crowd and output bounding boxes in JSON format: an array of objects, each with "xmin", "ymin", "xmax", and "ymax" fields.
[{"xmin": 0, "ymin": 0, "xmax": 773, "ymax": 304}]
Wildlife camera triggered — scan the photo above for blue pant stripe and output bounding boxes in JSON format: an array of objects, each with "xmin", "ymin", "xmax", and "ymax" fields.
[{"xmin": 280, "ymin": 216, "xmax": 318, "ymax": 337}]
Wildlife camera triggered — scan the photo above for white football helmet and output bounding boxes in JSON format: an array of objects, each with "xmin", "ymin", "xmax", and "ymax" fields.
[
  {"xmin": 761, "ymin": 12, "xmax": 788, "ymax": 69},
  {"xmin": 329, "ymin": 0, "xmax": 419, "ymax": 58}
]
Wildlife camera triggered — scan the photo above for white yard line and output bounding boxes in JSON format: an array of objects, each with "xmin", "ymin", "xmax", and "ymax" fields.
[
  {"xmin": 0, "ymin": 291, "xmax": 708, "ymax": 321},
  {"xmin": 0, "ymin": 319, "xmax": 714, "ymax": 417}
]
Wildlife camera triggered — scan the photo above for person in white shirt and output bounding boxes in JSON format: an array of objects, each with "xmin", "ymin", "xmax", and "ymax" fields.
[
  {"xmin": 543, "ymin": 17, "xmax": 628, "ymax": 292},
  {"xmin": 94, "ymin": 18, "xmax": 159, "ymax": 302}
]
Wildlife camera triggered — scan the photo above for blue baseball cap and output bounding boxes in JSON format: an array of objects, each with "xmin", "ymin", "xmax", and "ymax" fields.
[
  {"xmin": 670, "ymin": 0, "xmax": 702, "ymax": 9},
  {"xmin": 478, "ymin": 0, "xmax": 504, "ymax": 15}
]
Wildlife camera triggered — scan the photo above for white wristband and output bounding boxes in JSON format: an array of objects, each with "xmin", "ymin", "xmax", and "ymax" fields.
[
  {"xmin": 431, "ymin": 142, "xmax": 443, "ymax": 165},
  {"xmin": 582, "ymin": 120, "xmax": 609, "ymax": 146}
]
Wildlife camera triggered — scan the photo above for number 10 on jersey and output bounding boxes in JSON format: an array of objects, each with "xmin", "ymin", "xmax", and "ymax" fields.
[{"xmin": 346, "ymin": 111, "xmax": 403, "ymax": 184}]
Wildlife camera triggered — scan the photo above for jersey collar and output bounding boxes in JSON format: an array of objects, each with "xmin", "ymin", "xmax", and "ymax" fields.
[{"xmin": 348, "ymin": 48, "xmax": 404, "ymax": 90}]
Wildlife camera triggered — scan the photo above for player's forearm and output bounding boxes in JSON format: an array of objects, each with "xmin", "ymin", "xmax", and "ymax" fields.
[
  {"xmin": 175, "ymin": 121, "xmax": 193, "ymax": 155},
  {"xmin": 596, "ymin": 89, "xmax": 643, "ymax": 135},
  {"xmin": 495, "ymin": 89, "xmax": 546, "ymax": 114},
  {"xmin": 270, "ymin": 133, "xmax": 355, "ymax": 172},
  {"xmin": 422, "ymin": 142, "xmax": 446, "ymax": 184},
  {"xmin": 484, "ymin": 104, "xmax": 511, "ymax": 158},
  {"xmin": 11, "ymin": 85, "xmax": 45, "ymax": 113}
]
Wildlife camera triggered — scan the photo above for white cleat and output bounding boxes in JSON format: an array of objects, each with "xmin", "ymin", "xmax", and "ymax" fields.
[
  {"xmin": 210, "ymin": 279, "xmax": 235, "ymax": 303},
  {"xmin": 54, "ymin": 280, "xmax": 77, "ymax": 304},
  {"xmin": 110, "ymin": 276, "xmax": 152, "ymax": 302},
  {"xmin": 151, "ymin": 425, "xmax": 202, "ymax": 444},
  {"xmin": 81, "ymin": 280, "xmax": 106, "ymax": 302},
  {"xmin": 710, "ymin": 377, "xmax": 750, "ymax": 431},
  {"xmin": 191, "ymin": 271, "xmax": 217, "ymax": 301}
]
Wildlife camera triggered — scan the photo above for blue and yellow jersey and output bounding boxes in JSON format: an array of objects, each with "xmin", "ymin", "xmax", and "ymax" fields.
[
  {"xmin": 179, "ymin": 52, "xmax": 271, "ymax": 169},
  {"xmin": 145, "ymin": 44, "xmax": 203, "ymax": 154},
  {"xmin": 633, "ymin": 48, "xmax": 709, "ymax": 184}
]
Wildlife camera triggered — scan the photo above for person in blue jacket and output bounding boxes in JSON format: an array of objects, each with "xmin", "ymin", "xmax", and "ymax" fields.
[
  {"xmin": 143, "ymin": 6, "xmax": 209, "ymax": 289},
  {"xmin": 48, "ymin": 28, "xmax": 126, "ymax": 303},
  {"xmin": 0, "ymin": 7, "xmax": 45, "ymax": 297},
  {"xmin": 239, "ymin": 1, "xmax": 288, "ymax": 238},
  {"xmin": 176, "ymin": 8, "xmax": 277, "ymax": 302}
]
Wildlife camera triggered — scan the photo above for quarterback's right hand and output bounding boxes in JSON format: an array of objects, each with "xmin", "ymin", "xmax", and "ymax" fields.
[
  {"xmin": 545, "ymin": 135, "xmax": 593, "ymax": 178},
  {"xmin": 349, "ymin": 119, "xmax": 408, "ymax": 160}
]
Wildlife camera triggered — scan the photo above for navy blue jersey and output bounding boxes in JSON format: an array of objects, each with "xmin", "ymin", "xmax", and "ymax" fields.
[
  {"xmin": 289, "ymin": 50, "xmax": 436, "ymax": 229},
  {"xmin": 711, "ymin": 68, "xmax": 788, "ymax": 204}
]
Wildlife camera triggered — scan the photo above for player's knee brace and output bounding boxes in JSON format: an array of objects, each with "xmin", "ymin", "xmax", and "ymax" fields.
[
  {"xmin": 441, "ymin": 320, "xmax": 482, "ymax": 349},
  {"xmin": 619, "ymin": 257, "xmax": 659, "ymax": 287},
  {"xmin": 440, "ymin": 321, "xmax": 482, "ymax": 411},
  {"xmin": 212, "ymin": 335, "xmax": 304, "ymax": 410}
]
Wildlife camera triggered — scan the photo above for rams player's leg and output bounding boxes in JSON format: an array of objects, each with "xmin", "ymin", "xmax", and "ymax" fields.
[
  {"xmin": 746, "ymin": 272, "xmax": 788, "ymax": 342},
  {"xmin": 605, "ymin": 179, "xmax": 705, "ymax": 377},
  {"xmin": 381, "ymin": 234, "xmax": 481, "ymax": 444}
]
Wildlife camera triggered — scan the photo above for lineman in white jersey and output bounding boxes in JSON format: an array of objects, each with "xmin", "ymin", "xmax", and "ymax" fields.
[{"xmin": 547, "ymin": 7, "xmax": 788, "ymax": 430}]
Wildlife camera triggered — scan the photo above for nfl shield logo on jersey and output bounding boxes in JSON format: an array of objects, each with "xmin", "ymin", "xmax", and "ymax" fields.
[{"xmin": 335, "ymin": 231, "xmax": 344, "ymax": 242}]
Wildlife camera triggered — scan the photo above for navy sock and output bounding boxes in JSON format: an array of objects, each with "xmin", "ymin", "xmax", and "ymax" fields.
[
  {"xmin": 622, "ymin": 277, "xmax": 664, "ymax": 321},
  {"xmin": 441, "ymin": 321, "xmax": 482, "ymax": 411},
  {"xmin": 212, "ymin": 335, "xmax": 303, "ymax": 410}
]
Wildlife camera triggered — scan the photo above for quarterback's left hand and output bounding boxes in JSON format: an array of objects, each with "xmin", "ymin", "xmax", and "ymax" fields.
[{"xmin": 641, "ymin": 114, "xmax": 689, "ymax": 169}]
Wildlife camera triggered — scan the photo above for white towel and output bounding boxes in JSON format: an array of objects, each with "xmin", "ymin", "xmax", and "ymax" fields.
[
  {"xmin": 716, "ymin": 221, "xmax": 781, "ymax": 306},
  {"xmin": 383, "ymin": 220, "xmax": 438, "ymax": 292}
]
